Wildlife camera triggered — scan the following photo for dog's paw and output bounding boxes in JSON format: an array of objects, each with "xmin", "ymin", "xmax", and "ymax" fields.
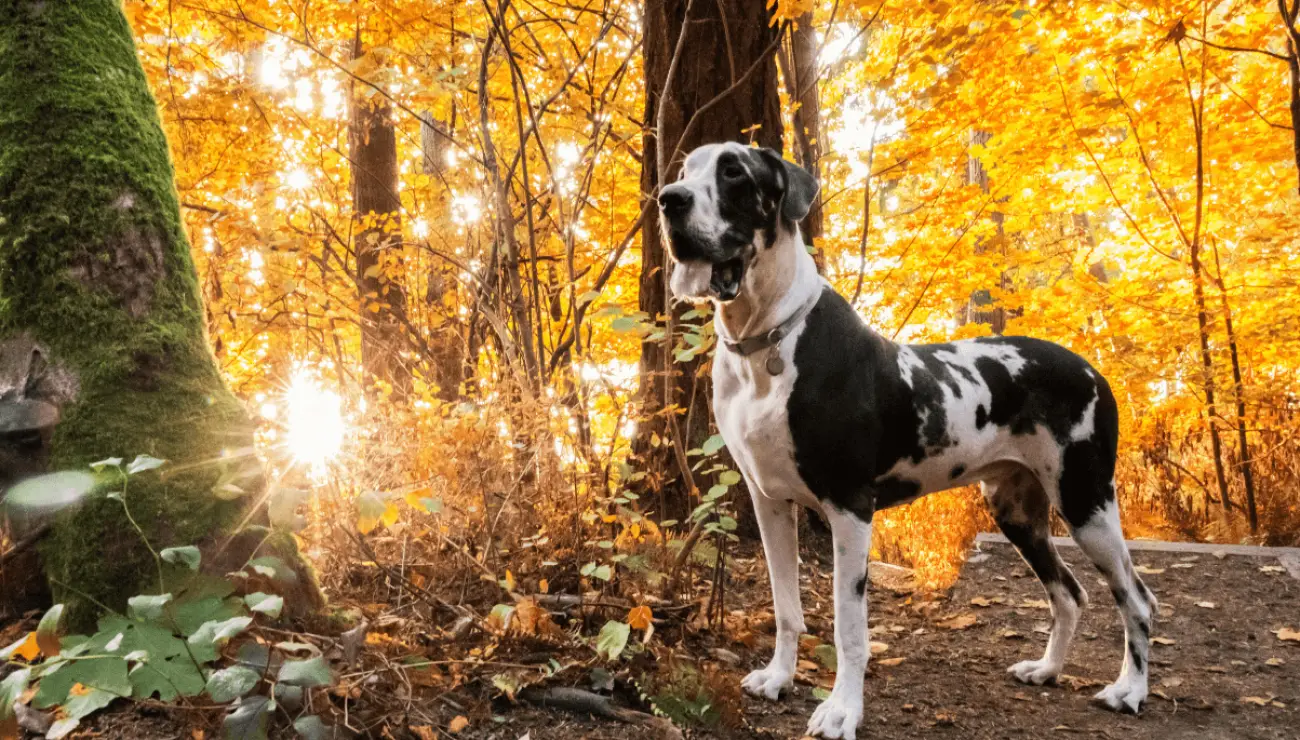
[
  {"xmin": 741, "ymin": 666, "xmax": 793, "ymax": 701},
  {"xmin": 807, "ymin": 692, "xmax": 863, "ymax": 740},
  {"xmin": 1008, "ymin": 659, "xmax": 1062, "ymax": 686},
  {"xmin": 1093, "ymin": 678, "xmax": 1147, "ymax": 714}
]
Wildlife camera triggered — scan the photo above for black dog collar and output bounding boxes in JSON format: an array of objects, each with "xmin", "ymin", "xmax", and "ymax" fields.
[{"xmin": 720, "ymin": 294, "xmax": 818, "ymax": 375}]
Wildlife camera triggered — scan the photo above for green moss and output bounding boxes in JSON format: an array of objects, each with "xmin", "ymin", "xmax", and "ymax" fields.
[{"xmin": 0, "ymin": 0, "xmax": 263, "ymax": 628}]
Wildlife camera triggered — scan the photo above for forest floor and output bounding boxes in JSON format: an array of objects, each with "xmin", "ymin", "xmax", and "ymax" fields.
[{"xmin": 12, "ymin": 537, "xmax": 1299, "ymax": 739}]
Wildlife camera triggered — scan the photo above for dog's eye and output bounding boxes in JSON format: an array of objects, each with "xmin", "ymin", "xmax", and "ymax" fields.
[{"xmin": 720, "ymin": 163, "xmax": 746, "ymax": 180}]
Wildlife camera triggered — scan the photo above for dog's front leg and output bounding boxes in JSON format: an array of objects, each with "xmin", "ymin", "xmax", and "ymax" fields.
[
  {"xmin": 742, "ymin": 494, "xmax": 803, "ymax": 701},
  {"xmin": 808, "ymin": 505, "xmax": 872, "ymax": 740}
]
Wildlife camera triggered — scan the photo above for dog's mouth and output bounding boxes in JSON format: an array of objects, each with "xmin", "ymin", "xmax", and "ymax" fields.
[{"xmin": 709, "ymin": 257, "xmax": 745, "ymax": 302}]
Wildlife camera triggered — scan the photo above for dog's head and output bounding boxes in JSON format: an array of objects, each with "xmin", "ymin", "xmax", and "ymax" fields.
[{"xmin": 659, "ymin": 142, "xmax": 818, "ymax": 303}]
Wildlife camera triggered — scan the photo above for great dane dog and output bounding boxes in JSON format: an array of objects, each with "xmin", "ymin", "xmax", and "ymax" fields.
[{"xmin": 658, "ymin": 142, "xmax": 1157, "ymax": 739}]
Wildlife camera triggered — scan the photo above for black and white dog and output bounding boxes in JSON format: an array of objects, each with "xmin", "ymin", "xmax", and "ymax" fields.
[{"xmin": 659, "ymin": 142, "xmax": 1157, "ymax": 739}]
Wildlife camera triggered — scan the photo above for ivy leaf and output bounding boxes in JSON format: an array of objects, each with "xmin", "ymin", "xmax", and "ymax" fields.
[
  {"xmin": 127, "ymin": 593, "xmax": 174, "ymax": 622},
  {"xmin": 268, "ymin": 487, "xmax": 308, "ymax": 531},
  {"xmin": 223, "ymin": 695, "xmax": 271, "ymax": 740},
  {"xmin": 36, "ymin": 603, "xmax": 65, "ymax": 656},
  {"xmin": 161, "ymin": 546, "xmax": 202, "ymax": 572},
  {"xmin": 293, "ymin": 715, "xmax": 328, "ymax": 740},
  {"xmin": 718, "ymin": 470, "xmax": 741, "ymax": 486},
  {"xmin": 169, "ymin": 583, "xmax": 244, "ymax": 637},
  {"xmin": 0, "ymin": 668, "xmax": 31, "ymax": 738},
  {"xmin": 246, "ymin": 556, "xmax": 297, "ymax": 584},
  {"xmin": 33, "ymin": 656, "xmax": 131, "ymax": 708},
  {"xmin": 206, "ymin": 665, "xmax": 261, "ymax": 703},
  {"xmin": 594, "ymin": 620, "xmax": 630, "ymax": 661},
  {"xmin": 187, "ymin": 617, "xmax": 253, "ymax": 663},
  {"xmin": 277, "ymin": 656, "xmax": 333, "ymax": 688},
  {"xmin": 89, "ymin": 458, "xmax": 123, "ymax": 471},
  {"xmin": 81, "ymin": 616, "xmax": 205, "ymax": 700},
  {"xmin": 701, "ymin": 435, "xmax": 726, "ymax": 456},
  {"xmin": 356, "ymin": 491, "xmax": 387, "ymax": 534},
  {"xmin": 244, "ymin": 592, "xmax": 284, "ymax": 620},
  {"xmin": 126, "ymin": 455, "xmax": 167, "ymax": 475}
]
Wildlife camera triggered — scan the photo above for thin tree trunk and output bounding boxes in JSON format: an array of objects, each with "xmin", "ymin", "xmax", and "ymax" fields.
[
  {"xmin": 963, "ymin": 129, "xmax": 1007, "ymax": 334},
  {"xmin": 1279, "ymin": 0, "xmax": 1300, "ymax": 195},
  {"xmin": 351, "ymin": 33, "xmax": 411, "ymax": 396},
  {"xmin": 477, "ymin": 29, "xmax": 538, "ymax": 388},
  {"xmin": 638, "ymin": 0, "xmax": 783, "ymax": 521},
  {"xmin": 1210, "ymin": 238, "xmax": 1258, "ymax": 532},
  {"xmin": 1179, "ymin": 36, "xmax": 1233, "ymax": 512},
  {"xmin": 779, "ymin": 13, "xmax": 824, "ymax": 262}
]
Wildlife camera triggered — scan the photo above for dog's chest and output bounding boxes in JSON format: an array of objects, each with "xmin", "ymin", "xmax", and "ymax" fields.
[{"xmin": 713, "ymin": 347, "xmax": 819, "ymax": 508}]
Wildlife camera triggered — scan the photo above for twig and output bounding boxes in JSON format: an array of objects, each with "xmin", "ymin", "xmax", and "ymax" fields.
[
  {"xmin": 0, "ymin": 524, "xmax": 48, "ymax": 565},
  {"xmin": 519, "ymin": 687, "xmax": 682, "ymax": 736}
]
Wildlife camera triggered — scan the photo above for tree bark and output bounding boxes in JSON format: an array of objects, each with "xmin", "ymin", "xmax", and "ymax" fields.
[
  {"xmin": 0, "ymin": 0, "xmax": 318, "ymax": 626},
  {"xmin": 779, "ymin": 13, "xmax": 824, "ymax": 260},
  {"xmin": 1210, "ymin": 239, "xmax": 1257, "ymax": 531},
  {"xmin": 351, "ymin": 34, "xmax": 411, "ymax": 396},
  {"xmin": 1279, "ymin": 0, "xmax": 1300, "ymax": 195},
  {"xmin": 963, "ymin": 130, "xmax": 1008, "ymax": 334},
  {"xmin": 638, "ymin": 0, "xmax": 783, "ymax": 521}
]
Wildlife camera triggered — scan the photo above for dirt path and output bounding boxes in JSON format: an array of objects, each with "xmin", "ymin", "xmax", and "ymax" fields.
[
  {"xmin": 464, "ymin": 540, "xmax": 1299, "ymax": 739},
  {"xmin": 728, "ymin": 540, "xmax": 1300, "ymax": 739}
]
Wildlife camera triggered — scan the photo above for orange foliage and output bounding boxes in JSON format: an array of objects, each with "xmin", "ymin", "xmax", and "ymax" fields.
[{"xmin": 121, "ymin": 0, "xmax": 1300, "ymax": 596}]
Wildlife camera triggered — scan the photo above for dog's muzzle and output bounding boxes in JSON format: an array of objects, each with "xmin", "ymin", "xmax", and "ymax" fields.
[{"xmin": 660, "ymin": 185, "xmax": 746, "ymax": 302}]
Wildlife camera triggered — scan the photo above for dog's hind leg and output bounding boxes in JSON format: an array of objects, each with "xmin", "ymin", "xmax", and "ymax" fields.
[
  {"xmin": 806, "ymin": 504, "xmax": 871, "ymax": 740},
  {"xmin": 1068, "ymin": 494, "xmax": 1156, "ymax": 714},
  {"xmin": 983, "ymin": 465, "xmax": 1086, "ymax": 687},
  {"xmin": 742, "ymin": 492, "xmax": 804, "ymax": 701}
]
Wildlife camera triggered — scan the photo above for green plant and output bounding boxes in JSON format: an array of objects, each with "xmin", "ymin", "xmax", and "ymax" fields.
[{"xmin": 0, "ymin": 457, "xmax": 334, "ymax": 740}]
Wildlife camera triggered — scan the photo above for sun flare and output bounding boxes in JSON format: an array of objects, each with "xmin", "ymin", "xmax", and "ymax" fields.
[{"xmin": 284, "ymin": 368, "xmax": 345, "ymax": 469}]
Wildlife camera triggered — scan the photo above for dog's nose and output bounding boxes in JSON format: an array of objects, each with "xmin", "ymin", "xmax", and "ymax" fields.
[{"xmin": 658, "ymin": 186, "xmax": 693, "ymax": 216}]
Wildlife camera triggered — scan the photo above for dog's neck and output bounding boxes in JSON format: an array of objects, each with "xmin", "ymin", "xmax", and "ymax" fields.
[{"xmin": 715, "ymin": 226, "xmax": 822, "ymax": 342}]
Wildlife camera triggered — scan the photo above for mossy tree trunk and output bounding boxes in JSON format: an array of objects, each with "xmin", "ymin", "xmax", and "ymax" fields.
[{"xmin": 0, "ymin": 0, "xmax": 299, "ymax": 626}]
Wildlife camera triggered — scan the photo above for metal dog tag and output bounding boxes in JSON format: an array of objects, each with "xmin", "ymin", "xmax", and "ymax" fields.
[{"xmin": 765, "ymin": 352, "xmax": 785, "ymax": 376}]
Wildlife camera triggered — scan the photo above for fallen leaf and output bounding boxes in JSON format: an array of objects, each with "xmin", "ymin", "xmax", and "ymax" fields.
[
  {"xmin": 937, "ymin": 614, "xmax": 977, "ymax": 630},
  {"xmin": 411, "ymin": 727, "xmax": 437, "ymax": 740},
  {"xmin": 1206, "ymin": 665, "xmax": 1227, "ymax": 673},
  {"xmin": 448, "ymin": 716, "xmax": 469, "ymax": 733},
  {"xmin": 1171, "ymin": 563, "xmax": 1195, "ymax": 569},
  {"xmin": 1195, "ymin": 601, "xmax": 1216, "ymax": 609},
  {"xmin": 876, "ymin": 657, "xmax": 906, "ymax": 667},
  {"xmin": 870, "ymin": 641, "xmax": 889, "ymax": 655},
  {"xmin": 1274, "ymin": 628, "xmax": 1300, "ymax": 642},
  {"xmin": 1272, "ymin": 701, "xmax": 1287, "ymax": 708},
  {"xmin": 1001, "ymin": 629, "xmax": 1024, "ymax": 639},
  {"xmin": 1260, "ymin": 565, "xmax": 1284, "ymax": 574},
  {"xmin": 626, "ymin": 605, "xmax": 653, "ymax": 631},
  {"xmin": 1265, "ymin": 657, "xmax": 1285, "ymax": 667},
  {"xmin": 970, "ymin": 596, "xmax": 1004, "ymax": 607},
  {"xmin": 1151, "ymin": 637, "xmax": 1176, "ymax": 646},
  {"xmin": 1212, "ymin": 550, "xmax": 1227, "ymax": 560},
  {"xmin": 1134, "ymin": 565, "xmax": 1165, "ymax": 575},
  {"xmin": 1161, "ymin": 677, "xmax": 1184, "ymax": 688},
  {"xmin": 1240, "ymin": 696, "xmax": 1272, "ymax": 706},
  {"xmin": 1020, "ymin": 599, "xmax": 1050, "ymax": 610}
]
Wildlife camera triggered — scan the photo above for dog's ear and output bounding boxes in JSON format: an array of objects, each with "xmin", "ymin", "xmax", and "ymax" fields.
[{"xmin": 757, "ymin": 148, "xmax": 819, "ymax": 223}]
